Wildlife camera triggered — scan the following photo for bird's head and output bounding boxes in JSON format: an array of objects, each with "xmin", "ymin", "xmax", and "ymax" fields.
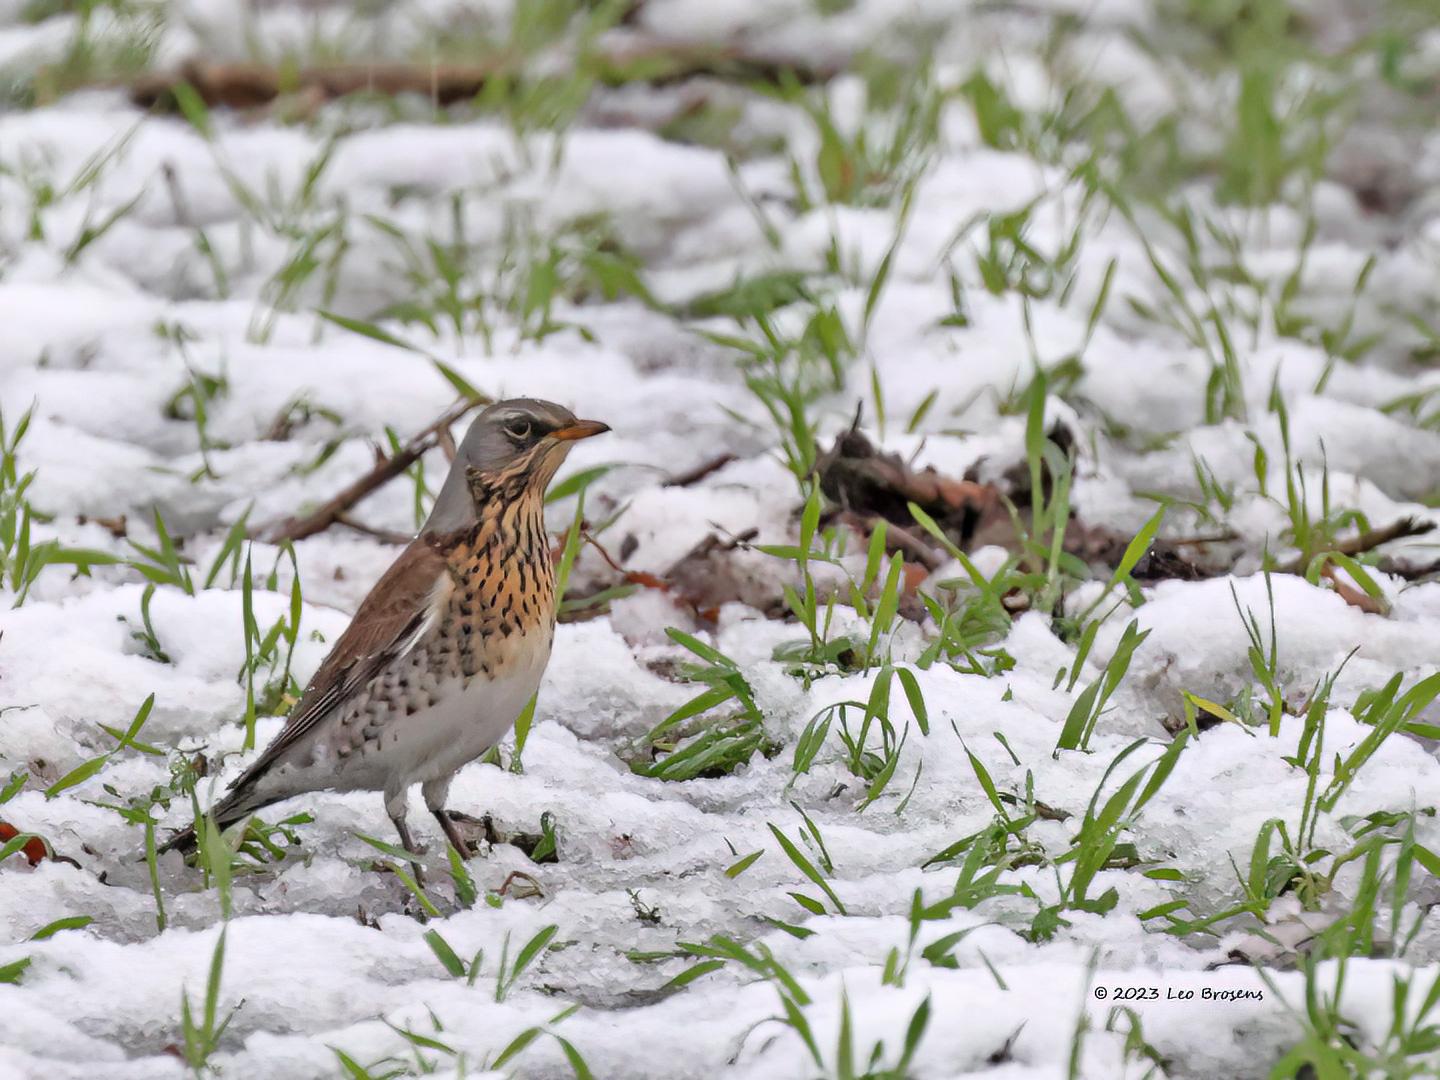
[{"xmin": 424, "ymin": 398, "xmax": 609, "ymax": 533}]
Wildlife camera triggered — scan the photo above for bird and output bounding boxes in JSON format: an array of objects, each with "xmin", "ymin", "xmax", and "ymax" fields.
[{"xmin": 159, "ymin": 398, "xmax": 609, "ymax": 874}]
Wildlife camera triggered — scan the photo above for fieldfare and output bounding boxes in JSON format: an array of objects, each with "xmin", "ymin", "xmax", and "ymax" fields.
[{"xmin": 161, "ymin": 398, "xmax": 608, "ymax": 872}]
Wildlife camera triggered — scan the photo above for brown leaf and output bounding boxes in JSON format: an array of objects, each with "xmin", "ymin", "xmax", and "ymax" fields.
[
  {"xmin": 663, "ymin": 530, "xmax": 781, "ymax": 622},
  {"xmin": 0, "ymin": 821, "xmax": 49, "ymax": 867},
  {"xmin": 901, "ymin": 562, "xmax": 929, "ymax": 596},
  {"xmin": 1322, "ymin": 566, "xmax": 1388, "ymax": 616},
  {"xmin": 815, "ymin": 426, "xmax": 998, "ymax": 549}
]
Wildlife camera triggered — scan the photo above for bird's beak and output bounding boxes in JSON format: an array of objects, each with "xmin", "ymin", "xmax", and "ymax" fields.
[{"xmin": 550, "ymin": 419, "xmax": 611, "ymax": 442}]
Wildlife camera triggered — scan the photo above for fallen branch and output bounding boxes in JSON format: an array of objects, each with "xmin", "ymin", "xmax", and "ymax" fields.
[
  {"xmin": 1333, "ymin": 516, "xmax": 1434, "ymax": 556},
  {"xmin": 664, "ymin": 453, "xmax": 736, "ymax": 488},
  {"xmin": 335, "ymin": 514, "xmax": 413, "ymax": 546},
  {"xmin": 830, "ymin": 509, "xmax": 941, "ymax": 571},
  {"xmin": 1278, "ymin": 517, "xmax": 1435, "ymax": 574},
  {"xmin": 132, "ymin": 61, "xmax": 493, "ymax": 110},
  {"xmin": 436, "ymin": 424, "xmax": 459, "ymax": 464},
  {"xmin": 130, "ymin": 42, "xmax": 842, "ymax": 112},
  {"xmin": 257, "ymin": 398, "xmax": 486, "ymax": 544}
]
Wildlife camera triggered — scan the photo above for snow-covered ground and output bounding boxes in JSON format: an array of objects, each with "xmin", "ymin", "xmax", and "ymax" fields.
[{"xmin": 3, "ymin": 1, "xmax": 1440, "ymax": 1077}]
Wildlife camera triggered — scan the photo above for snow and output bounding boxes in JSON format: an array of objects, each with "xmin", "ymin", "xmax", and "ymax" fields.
[{"xmin": 1, "ymin": 0, "xmax": 1440, "ymax": 1078}]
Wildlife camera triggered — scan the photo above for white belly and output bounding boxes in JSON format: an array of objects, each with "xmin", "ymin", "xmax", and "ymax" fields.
[{"xmin": 393, "ymin": 627, "xmax": 552, "ymax": 788}]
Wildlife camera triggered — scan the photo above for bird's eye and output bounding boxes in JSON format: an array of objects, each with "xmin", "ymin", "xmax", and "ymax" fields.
[{"xmin": 504, "ymin": 418, "xmax": 532, "ymax": 442}]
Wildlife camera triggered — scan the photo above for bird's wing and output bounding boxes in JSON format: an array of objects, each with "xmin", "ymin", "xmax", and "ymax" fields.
[{"xmin": 227, "ymin": 533, "xmax": 457, "ymax": 790}]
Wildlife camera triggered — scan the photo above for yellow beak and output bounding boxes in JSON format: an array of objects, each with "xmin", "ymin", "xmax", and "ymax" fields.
[{"xmin": 550, "ymin": 419, "xmax": 611, "ymax": 442}]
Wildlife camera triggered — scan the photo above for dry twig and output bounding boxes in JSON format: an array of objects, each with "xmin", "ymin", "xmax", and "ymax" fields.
[
  {"xmin": 257, "ymin": 398, "xmax": 486, "ymax": 544},
  {"xmin": 1278, "ymin": 517, "xmax": 1435, "ymax": 574},
  {"xmin": 664, "ymin": 453, "xmax": 736, "ymax": 488},
  {"xmin": 130, "ymin": 44, "xmax": 842, "ymax": 112}
]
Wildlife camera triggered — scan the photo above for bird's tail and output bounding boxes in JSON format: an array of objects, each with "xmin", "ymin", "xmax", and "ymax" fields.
[{"xmin": 153, "ymin": 782, "xmax": 276, "ymax": 858}]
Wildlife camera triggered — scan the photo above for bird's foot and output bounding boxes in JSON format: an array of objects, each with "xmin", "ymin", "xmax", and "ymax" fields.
[{"xmin": 433, "ymin": 809, "xmax": 491, "ymax": 859}]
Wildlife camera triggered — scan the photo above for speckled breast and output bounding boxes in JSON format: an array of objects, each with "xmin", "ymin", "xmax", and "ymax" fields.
[{"xmin": 431, "ymin": 502, "xmax": 557, "ymax": 685}]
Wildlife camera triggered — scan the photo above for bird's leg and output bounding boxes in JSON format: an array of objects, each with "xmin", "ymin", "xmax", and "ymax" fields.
[
  {"xmin": 390, "ymin": 812, "xmax": 426, "ymax": 887},
  {"xmin": 422, "ymin": 774, "xmax": 474, "ymax": 859},
  {"xmin": 433, "ymin": 810, "xmax": 475, "ymax": 860},
  {"xmin": 386, "ymin": 788, "xmax": 427, "ymax": 886}
]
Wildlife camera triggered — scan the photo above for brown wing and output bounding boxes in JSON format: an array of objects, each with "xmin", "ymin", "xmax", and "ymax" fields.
[{"xmin": 227, "ymin": 534, "xmax": 454, "ymax": 789}]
